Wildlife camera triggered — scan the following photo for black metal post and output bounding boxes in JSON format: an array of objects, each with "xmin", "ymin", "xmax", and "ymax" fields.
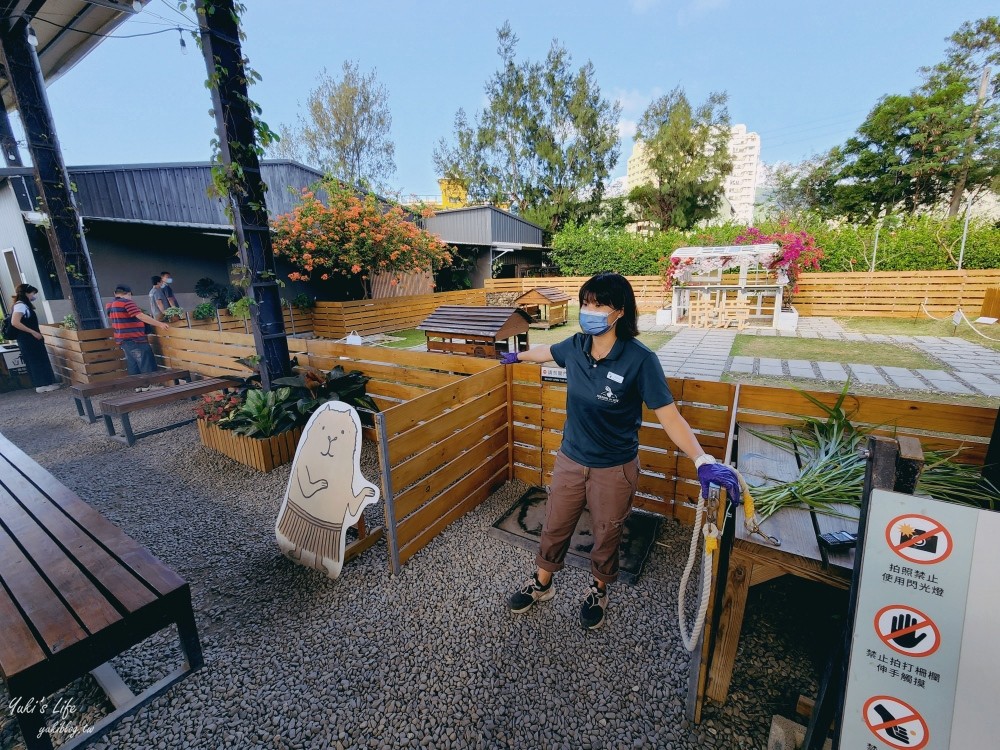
[
  {"xmin": 196, "ymin": 0, "xmax": 288, "ymax": 390},
  {"xmin": 0, "ymin": 18, "xmax": 105, "ymax": 329},
  {"xmin": 0, "ymin": 95, "xmax": 23, "ymax": 166}
]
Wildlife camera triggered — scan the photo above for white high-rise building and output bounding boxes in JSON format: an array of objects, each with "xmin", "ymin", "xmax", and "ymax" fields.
[{"xmin": 625, "ymin": 124, "xmax": 761, "ymax": 225}]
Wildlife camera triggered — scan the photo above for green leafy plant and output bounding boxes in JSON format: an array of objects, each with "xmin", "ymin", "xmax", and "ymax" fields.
[
  {"xmin": 290, "ymin": 292, "xmax": 314, "ymax": 310},
  {"xmin": 162, "ymin": 306, "xmax": 185, "ymax": 322},
  {"xmin": 219, "ymin": 387, "xmax": 299, "ymax": 438},
  {"xmin": 747, "ymin": 382, "xmax": 1000, "ymax": 517},
  {"xmin": 228, "ymin": 296, "xmax": 252, "ymax": 320},
  {"xmin": 193, "ymin": 302, "xmax": 218, "ymax": 321},
  {"xmin": 195, "ymin": 277, "xmax": 233, "ymax": 308},
  {"xmin": 60, "ymin": 314, "xmax": 77, "ymax": 330},
  {"xmin": 272, "ymin": 364, "xmax": 380, "ymax": 426}
]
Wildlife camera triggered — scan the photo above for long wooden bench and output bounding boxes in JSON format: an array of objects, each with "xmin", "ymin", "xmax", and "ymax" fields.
[
  {"xmin": 69, "ymin": 369, "xmax": 192, "ymax": 424},
  {"xmin": 100, "ymin": 377, "xmax": 235, "ymax": 446},
  {"xmin": 0, "ymin": 432, "xmax": 203, "ymax": 750}
]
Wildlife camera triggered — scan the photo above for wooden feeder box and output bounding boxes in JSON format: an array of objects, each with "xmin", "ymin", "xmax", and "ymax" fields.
[
  {"xmin": 515, "ymin": 287, "xmax": 571, "ymax": 329},
  {"xmin": 418, "ymin": 306, "xmax": 532, "ymax": 359}
]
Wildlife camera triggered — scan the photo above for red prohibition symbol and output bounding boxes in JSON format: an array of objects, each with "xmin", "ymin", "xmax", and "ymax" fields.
[
  {"xmin": 862, "ymin": 695, "xmax": 929, "ymax": 750},
  {"xmin": 874, "ymin": 605, "xmax": 941, "ymax": 657},
  {"xmin": 884, "ymin": 513, "xmax": 953, "ymax": 564}
]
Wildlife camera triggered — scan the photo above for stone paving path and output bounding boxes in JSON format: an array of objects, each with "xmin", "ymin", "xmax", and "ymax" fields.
[{"xmin": 650, "ymin": 316, "xmax": 1000, "ymax": 397}]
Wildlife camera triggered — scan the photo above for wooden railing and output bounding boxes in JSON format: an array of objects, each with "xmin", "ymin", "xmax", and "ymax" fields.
[
  {"xmin": 171, "ymin": 308, "xmax": 314, "ymax": 335},
  {"xmin": 313, "ymin": 290, "xmax": 487, "ymax": 339},
  {"xmin": 486, "ymin": 277, "xmax": 667, "ymax": 310}
]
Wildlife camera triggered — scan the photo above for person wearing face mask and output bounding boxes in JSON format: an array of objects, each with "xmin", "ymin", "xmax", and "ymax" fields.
[
  {"xmin": 500, "ymin": 272, "xmax": 740, "ymax": 630},
  {"xmin": 8, "ymin": 283, "xmax": 61, "ymax": 393},
  {"xmin": 159, "ymin": 270, "xmax": 178, "ymax": 308}
]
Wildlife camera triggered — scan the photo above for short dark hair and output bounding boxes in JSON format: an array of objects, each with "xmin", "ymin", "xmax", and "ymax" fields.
[
  {"xmin": 579, "ymin": 272, "xmax": 639, "ymax": 340},
  {"xmin": 160, "ymin": 271, "xmax": 171, "ymax": 277},
  {"xmin": 151, "ymin": 275, "xmax": 162, "ymax": 286},
  {"xmin": 115, "ymin": 283, "xmax": 132, "ymax": 294}
]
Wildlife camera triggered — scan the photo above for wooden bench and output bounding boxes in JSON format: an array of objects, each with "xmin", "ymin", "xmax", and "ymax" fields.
[
  {"xmin": 0, "ymin": 432, "xmax": 202, "ymax": 750},
  {"xmin": 100, "ymin": 377, "xmax": 235, "ymax": 446},
  {"xmin": 69, "ymin": 369, "xmax": 192, "ymax": 424}
]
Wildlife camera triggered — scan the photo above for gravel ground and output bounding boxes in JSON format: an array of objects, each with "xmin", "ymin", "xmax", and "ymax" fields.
[{"xmin": 0, "ymin": 386, "xmax": 846, "ymax": 750}]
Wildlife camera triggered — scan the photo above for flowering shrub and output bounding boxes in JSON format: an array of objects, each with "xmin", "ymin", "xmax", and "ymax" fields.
[
  {"xmin": 735, "ymin": 224, "xmax": 823, "ymax": 295},
  {"xmin": 271, "ymin": 182, "xmax": 452, "ymax": 298},
  {"xmin": 661, "ymin": 249, "xmax": 779, "ymax": 292},
  {"xmin": 194, "ymin": 392, "xmax": 240, "ymax": 423}
]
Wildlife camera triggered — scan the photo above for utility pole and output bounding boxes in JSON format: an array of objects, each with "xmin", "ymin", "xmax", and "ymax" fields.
[{"xmin": 948, "ymin": 67, "xmax": 991, "ymax": 217}]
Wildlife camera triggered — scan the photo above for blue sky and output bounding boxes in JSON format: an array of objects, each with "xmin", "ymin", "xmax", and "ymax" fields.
[{"xmin": 18, "ymin": 0, "xmax": 999, "ymax": 198}]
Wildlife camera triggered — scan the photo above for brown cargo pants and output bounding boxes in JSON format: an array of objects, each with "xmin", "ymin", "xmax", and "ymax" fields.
[{"xmin": 536, "ymin": 450, "xmax": 640, "ymax": 584}]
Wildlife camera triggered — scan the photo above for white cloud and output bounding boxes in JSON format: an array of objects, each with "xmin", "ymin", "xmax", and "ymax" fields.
[
  {"xmin": 613, "ymin": 87, "xmax": 663, "ymax": 118},
  {"xmin": 617, "ymin": 119, "xmax": 638, "ymax": 140}
]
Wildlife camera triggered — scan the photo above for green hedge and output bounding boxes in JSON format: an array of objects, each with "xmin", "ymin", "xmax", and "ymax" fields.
[{"xmin": 549, "ymin": 216, "xmax": 1000, "ymax": 276}]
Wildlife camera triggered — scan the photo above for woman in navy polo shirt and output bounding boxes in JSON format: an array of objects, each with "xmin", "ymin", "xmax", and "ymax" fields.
[{"xmin": 502, "ymin": 272, "xmax": 740, "ymax": 630}]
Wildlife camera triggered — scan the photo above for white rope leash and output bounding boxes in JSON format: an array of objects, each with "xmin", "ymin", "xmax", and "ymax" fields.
[
  {"xmin": 920, "ymin": 300, "xmax": 1000, "ymax": 343},
  {"xmin": 677, "ymin": 492, "xmax": 718, "ymax": 652}
]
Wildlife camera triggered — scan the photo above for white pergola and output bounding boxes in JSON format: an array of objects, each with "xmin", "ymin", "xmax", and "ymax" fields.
[{"xmin": 667, "ymin": 244, "xmax": 793, "ymax": 328}]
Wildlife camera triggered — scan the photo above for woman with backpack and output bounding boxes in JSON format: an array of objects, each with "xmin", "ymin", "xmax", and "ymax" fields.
[{"xmin": 7, "ymin": 283, "xmax": 61, "ymax": 393}]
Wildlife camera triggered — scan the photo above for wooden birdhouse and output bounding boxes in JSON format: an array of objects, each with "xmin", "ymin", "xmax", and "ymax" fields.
[
  {"xmin": 514, "ymin": 287, "xmax": 571, "ymax": 329},
  {"xmin": 417, "ymin": 306, "xmax": 532, "ymax": 359}
]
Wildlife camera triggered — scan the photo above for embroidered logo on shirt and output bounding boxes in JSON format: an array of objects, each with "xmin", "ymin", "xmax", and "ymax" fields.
[
  {"xmin": 596, "ymin": 385, "xmax": 619, "ymax": 404},
  {"xmin": 607, "ymin": 371, "xmax": 624, "ymax": 384}
]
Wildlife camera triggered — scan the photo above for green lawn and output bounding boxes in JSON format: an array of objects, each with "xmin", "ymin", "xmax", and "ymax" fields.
[
  {"xmin": 731, "ymin": 335, "xmax": 941, "ymax": 369},
  {"xmin": 839, "ymin": 316, "xmax": 1000, "ymax": 353}
]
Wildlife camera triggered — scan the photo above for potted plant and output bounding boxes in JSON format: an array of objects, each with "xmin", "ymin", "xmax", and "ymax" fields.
[{"xmin": 194, "ymin": 359, "xmax": 379, "ymax": 472}]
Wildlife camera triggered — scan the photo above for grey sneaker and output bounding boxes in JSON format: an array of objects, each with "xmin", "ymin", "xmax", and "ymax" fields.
[
  {"xmin": 508, "ymin": 574, "xmax": 555, "ymax": 613},
  {"xmin": 580, "ymin": 582, "xmax": 608, "ymax": 630}
]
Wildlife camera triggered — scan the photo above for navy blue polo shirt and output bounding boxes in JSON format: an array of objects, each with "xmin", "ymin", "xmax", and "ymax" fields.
[{"xmin": 550, "ymin": 333, "xmax": 674, "ymax": 468}]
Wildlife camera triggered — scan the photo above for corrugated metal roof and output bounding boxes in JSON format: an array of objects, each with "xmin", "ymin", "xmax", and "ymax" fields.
[
  {"xmin": 67, "ymin": 160, "xmax": 326, "ymax": 226},
  {"xmin": 423, "ymin": 205, "xmax": 544, "ymax": 247},
  {"xmin": 417, "ymin": 305, "xmax": 532, "ymax": 338}
]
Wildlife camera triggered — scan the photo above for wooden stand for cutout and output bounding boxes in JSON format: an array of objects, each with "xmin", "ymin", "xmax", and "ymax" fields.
[{"xmin": 197, "ymin": 420, "xmax": 304, "ymax": 473}]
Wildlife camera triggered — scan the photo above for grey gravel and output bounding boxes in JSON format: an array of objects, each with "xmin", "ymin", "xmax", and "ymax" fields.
[{"xmin": 0, "ymin": 386, "xmax": 841, "ymax": 750}]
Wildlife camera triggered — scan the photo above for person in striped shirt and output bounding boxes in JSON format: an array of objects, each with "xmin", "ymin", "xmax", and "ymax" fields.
[{"xmin": 106, "ymin": 283, "xmax": 168, "ymax": 376}]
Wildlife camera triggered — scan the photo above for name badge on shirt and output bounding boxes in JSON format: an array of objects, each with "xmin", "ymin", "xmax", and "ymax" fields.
[{"xmin": 607, "ymin": 371, "xmax": 624, "ymax": 384}]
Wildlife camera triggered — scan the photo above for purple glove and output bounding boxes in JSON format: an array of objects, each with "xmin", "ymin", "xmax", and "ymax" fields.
[
  {"xmin": 499, "ymin": 352, "xmax": 519, "ymax": 365},
  {"xmin": 698, "ymin": 462, "xmax": 742, "ymax": 505}
]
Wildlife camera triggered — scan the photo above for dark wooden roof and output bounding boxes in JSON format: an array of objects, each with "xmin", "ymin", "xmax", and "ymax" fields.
[
  {"xmin": 515, "ymin": 287, "xmax": 571, "ymax": 305},
  {"xmin": 418, "ymin": 306, "xmax": 532, "ymax": 339}
]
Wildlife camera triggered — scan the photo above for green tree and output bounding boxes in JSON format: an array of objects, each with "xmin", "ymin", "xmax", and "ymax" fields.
[
  {"xmin": 626, "ymin": 88, "xmax": 732, "ymax": 230},
  {"xmin": 433, "ymin": 23, "xmax": 621, "ymax": 234},
  {"xmin": 803, "ymin": 17, "xmax": 1000, "ymax": 221},
  {"xmin": 271, "ymin": 61, "xmax": 396, "ymax": 192}
]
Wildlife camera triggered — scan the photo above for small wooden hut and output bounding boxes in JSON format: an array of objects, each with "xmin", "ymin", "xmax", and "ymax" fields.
[
  {"xmin": 418, "ymin": 306, "xmax": 532, "ymax": 359},
  {"xmin": 515, "ymin": 287, "xmax": 571, "ymax": 329}
]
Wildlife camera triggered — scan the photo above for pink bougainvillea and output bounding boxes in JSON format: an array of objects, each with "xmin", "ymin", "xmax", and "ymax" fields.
[{"xmin": 735, "ymin": 223, "xmax": 823, "ymax": 295}]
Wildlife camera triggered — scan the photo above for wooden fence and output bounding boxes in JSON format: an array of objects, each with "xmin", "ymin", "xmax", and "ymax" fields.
[
  {"xmin": 487, "ymin": 271, "xmax": 1000, "ymax": 318},
  {"xmin": 793, "ymin": 270, "xmax": 1000, "ymax": 318},
  {"xmin": 40, "ymin": 325, "xmax": 126, "ymax": 384},
  {"xmin": 175, "ymin": 307, "xmax": 314, "ymax": 335},
  {"xmin": 313, "ymin": 289, "xmax": 486, "ymax": 339},
  {"xmin": 510, "ymin": 365, "xmax": 737, "ymax": 523}
]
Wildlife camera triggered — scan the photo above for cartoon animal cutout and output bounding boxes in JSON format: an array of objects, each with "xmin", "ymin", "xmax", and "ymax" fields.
[{"xmin": 275, "ymin": 401, "xmax": 380, "ymax": 578}]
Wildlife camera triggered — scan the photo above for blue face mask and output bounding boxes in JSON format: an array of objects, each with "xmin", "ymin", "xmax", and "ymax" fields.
[{"xmin": 580, "ymin": 310, "xmax": 616, "ymax": 336}]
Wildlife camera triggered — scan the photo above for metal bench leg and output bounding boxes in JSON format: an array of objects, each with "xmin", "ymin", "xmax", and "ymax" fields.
[
  {"xmin": 121, "ymin": 414, "xmax": 137, "ymax": 447},
  {"xmin": 83, "ymin": 397, "xmax": 97, "ymax": 424},
  {"xmin": 103, "ymin": 414, "xmax": 116, "ymax": 437},
  {"xmin": 176, "ymin": 604, "xmax": 204, "ymax": 670},
  {"xmin": 15, "ymin": 706, "xmax": 54, "ymax": 750}
]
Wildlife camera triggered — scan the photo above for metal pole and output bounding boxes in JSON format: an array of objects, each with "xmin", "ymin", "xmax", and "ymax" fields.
[
  {"xmin": 197, "ymin": 0, "xmax": 289, "ymax": 390},
  {"xmin": 871, "ymin": 222, "xmax": 880, "ymax": 273},
  {"xmin": 375, "ymin": 412, "xmax": 400, "ymax": 575},
  {"xmin": 958, "ymin": 200, "xmax": 972, "ymax": 271}
]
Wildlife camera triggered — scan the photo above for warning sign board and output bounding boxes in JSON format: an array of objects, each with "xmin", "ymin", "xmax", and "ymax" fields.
[
  {"xmin": 874, "ymin": 605, "xmax": 940, "ymax": 658},
  {"xmin": 840, "ymin": 489, "xmax": 1000, "ymax": 749},
  {"xmin": 884, "ymin": 513, "xmax": 953, "ymax": 565},
  {"xmin": 862, "ymin": 695, "xmax": 929, "ymax": 749}
]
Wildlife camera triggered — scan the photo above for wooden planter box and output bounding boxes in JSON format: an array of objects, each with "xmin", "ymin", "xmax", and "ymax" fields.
[{"xmin": 197, "ymin": 420, "xmax": 303, "ymax": 473}]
